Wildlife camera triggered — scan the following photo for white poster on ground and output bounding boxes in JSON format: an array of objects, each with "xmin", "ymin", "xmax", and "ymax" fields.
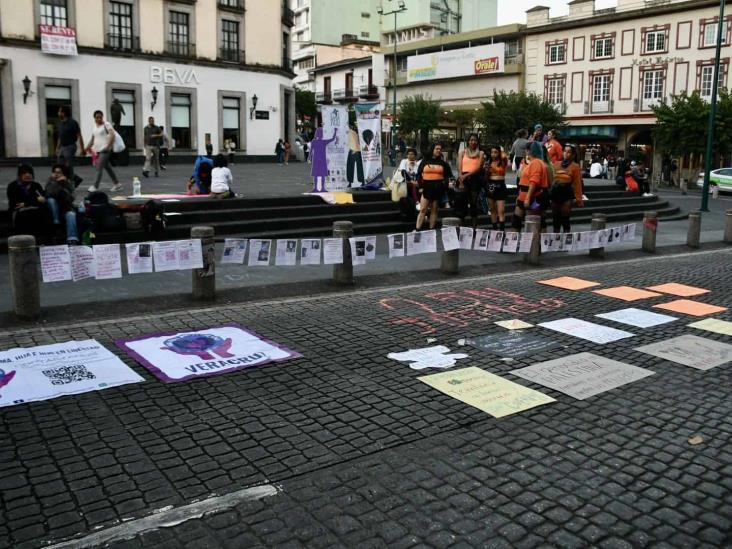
[
  {"xmin": 356, "ymin": 103, "xmax": 383, "ymax": 188},
  {"xmin": 441, "ymin": 227, "xmax": 459, "ymax": 251},
  {"xmin": 40, "ymin": 245, "xmax": 72, "ymax": 283},
  {"xmin": 221, "ymin": 239, "xmax": 247, "ymax": 265},
  {"xmin": 126, "ymin": 243, "xmax": 153, "ymax": 274},
  {"xmin": 321, "ymin": 105, "xmax": 350, "ymax": 191},
  {"xmin": 322, "ymin": 238, "xmax": 343, "ymax": 264},
  {"xmin": 300, "ymin": 239, "xmax": 322, "ymax": 265},
  {"xmin": 0, "ymin": 339, "xmax": 143, "ymax": 407},
  {"xmin": 538, "ymin": 318, "xmax": 635, "ymax": 344},
  {"xmin": 93, "ymin": 244, "xmax": 123, "ymax": 280},
  {"xmin": 70, "ymin": 245, "xmax": 96, "ymax": 282},
  {"xmin": 153, "ymin": 241, "xmax": 179, "ymax": 272},
  {"xmin": 595, "ymin": 308, "xmax": 678, "ymax": 328},
  {"xmin": 388, "ymin": 234, "xmax": 405, "ymax": 258},
  {"xmin": 248, "ymin": 240, "xmax": 272, "ymax": 266},
  {"xmin": 275, "ymin": 239, "xmax": 298, "ymax": 266}
]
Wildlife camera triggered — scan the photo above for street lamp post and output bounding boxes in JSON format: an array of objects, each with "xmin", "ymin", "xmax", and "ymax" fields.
[
  {"xmin": 377, "ymin": 1, "xmax": 407, "ymax": 167},
  {"xmin": 701, "ymin": 0, "xmax": 726, "ymax": 212}
]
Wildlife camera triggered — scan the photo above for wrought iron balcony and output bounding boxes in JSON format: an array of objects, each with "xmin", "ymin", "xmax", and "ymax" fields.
[
  {"xmin": 359, "ymin": 85, "xmax": 379, "ymax": 99},
  {"xmin": 315, "ymin": 91, "xmax": 332, "ymax": 103},
  {"xmin": 218, "ymin": 0, "xmax": 244, "ymax": 10},
  {"xmin": 166, "ymin": 41, "xmax": 196, "ymax": 57},
  {"xmin": 106, "ymin": 33, "xmax": 140, "ymax": 52},
  {"xmin": 220, "ymin": 47, "xmax": 245, "ymax": 63}
]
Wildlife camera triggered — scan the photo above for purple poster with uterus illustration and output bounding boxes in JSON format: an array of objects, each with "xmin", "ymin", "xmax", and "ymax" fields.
[
  {"xmin": 314, "ymin": 105, "xmax": 349, "ymax": 192},
  {"xmin": 115, "ymin": 324, "xmax": 301, "ymax": 383}
]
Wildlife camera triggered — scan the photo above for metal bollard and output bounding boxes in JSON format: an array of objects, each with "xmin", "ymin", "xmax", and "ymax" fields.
[
  {"xmin": 642, "ymin": 211, "xmax": 658, "ymax": 253},
  {"xmin": 332, "ymin": 221, "xmax": 353, "ymax": 285},
  {"xmin": 440, "ymin": 217, "xmax": 461, "ymax": 274},
  {"xmin": 191, "ymin": 226, "xmax": 215, "ymax": 300},
  {"xmin": 725, "ymin": 210, "xmax": 732, "ymax": 244},
  {"xmin": 524, "ymin": 216, "xmax": 541, "ymax": 266},
  {"xmin": 8, "ymin": 235, "xmax": 41, "ymax": 319},
  {"xmin": 589, "ymin": 213, "xmax": 607, "ymax": 259},
  {"xmin": 686, "ymin": 211, "xmax": 701, "ymax": 249}
]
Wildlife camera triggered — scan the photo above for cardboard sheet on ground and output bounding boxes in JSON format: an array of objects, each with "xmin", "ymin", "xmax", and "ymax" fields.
[
  {"xmin": 495, "ymin": 319, "xmax": 534, "ymax": 330},
  {"xmin": 593, "ymin": 286, "xmax": 662, "ymax": 301},
  {"xmin": 116, "ymin": 324, "xmax": 301, "ymax": 383},
  {"xmin": 511, "ymin": 352, "xmax": 654, "ymax": 400},
  {"xmin": 537, "ymin": 276, "xmax": 601, "ymax": 291},
  {"xmin": 645, "ymin": 283, "xmax": 710, "ymax": 297},
  {"xmin": 387, "ymin": 345, "xmax": 468, "ymax": 370},
  {"xmin": 634, "ymin": 334, "xmax": 732, "ymax": 370},
  {"xmin": 538, "ymin": 318, "xmax": 634, "ymax": 344},
  {"xmin": 653, "ymin": 299, "xmax": 727, "ymax": 317},
  {"xmin": 0, "ymin": 339, "xmax": 143, "ymax": 407},
  {"xmin": 418, "ymin": 367, "xmax": 555, "ymax": 418},
  {"xmin": 467, "ymin": 332, "xmax": 560, "ymax": 358},
  {"xmin": 688, "ymin": 318, "xmax": 732, "ymax": 336},
  {"xmin": 595, "ymin": 308, "xmax": 678, "ymax": 328}
]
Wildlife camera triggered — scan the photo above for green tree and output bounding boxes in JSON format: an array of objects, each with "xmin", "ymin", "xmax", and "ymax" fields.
[
  {"xmin": 398, "ymin": 94, "xmax": 441, "ymax": 154},
  {"xmin": 479, "ymin": 91, "xmax": 566, "ymax": 149},
  {"xmin": 446, "ymin": 109, "xmax": 477, "ymax": 142},
  {"xmin": 295, "ymin": 88, "xmax": 316, "ymax": 131}
]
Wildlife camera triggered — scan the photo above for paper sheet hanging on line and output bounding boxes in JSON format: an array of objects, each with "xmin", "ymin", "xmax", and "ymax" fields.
[
  {"xmin": 349, "ymin": 237, "xmax": 367, "ymax": 265},
  {"xmin": 540, "ymin": 233, "xmax": 555, "ymax": 253},
  {"xmin": 322, "ymin": 238, "xmax": 343, "ymax": 264},
  {"xmin": 387, "ymin": 345, "xmax": 468, "ymax": 370},
  {"xmin": 248, "ymin": 239, "xmax": 272, "ymax": 266},
  {"xmin": 418, "ymin": 366, "xmax": 555, "ymax": 418},
  {"xmin": 459, "ymin": 227, "xmax": 474, "ymax": 250},
  {"xmin": 519, "ymin": 232, "xmax": 533, "ymax": 253},
  {"xmin": 511, "ymin": 352, "xmax": 654, "ymax": 400},
  {"xmin": 407, "ymin": 230, "xmax": 436, "ymax": 255},
  {"xmin": 365, "ymin": 236, "xmax": 377, "ymax": 260},
  {"xmin": 624, "ymin": 223, "xmax": 637, "ymax": 241},
  {"xmin": 441, "ymin": 226, "xmax": 459, "ymax": 251},
  {"xmin": 502, "ymin": 232, "xmax": 520, "ymax": 253},
  {"xmin": 70, "ymin": 245, "xmax": 95, "ymax": 281},
  {"xmin": 93, "ymin": 244, "xmax": 123, "ymax": 279},
  {"xmin": 538, "ymin": 318, "xmax": 635, "ymax": 344},
  {"xmin": 388, "ymin": 233, "xmax": 405, "ymax": 258},
  {"xmin": 688, "ymin": 318, "xmax": 732, "ymax": 336},
  {"xmin": 221, "ymin": 239, "xmax": 247, "ymax": 265},
  {"xmin": 0, "ymin": 339, "xmax": 144, "ymax": 408},
  {"xmin": 473, "ymin": 229, "xmax": 490, "ymax": 251},
  {"xmin": 126, "ymin": 242, "xmax": 153, "ymax": 274},
  {"xmin": 300, "ymin": 239, "xmax": 322, "ymax": 265},
  {"xmin": 595, "ymin": 308, "xmax": 677, "ymax": 328},
  {"xmin": 40, "ymin": 245, "xmax": 72, "ymax": 283},
  {"xmin": 177, "ymin": 239, "xmax": 203, "ymax": 270},
  {"xmin": 634, "ymin": 334, "xmax": 732, "ymax": 370},
  {"xmin": 487, "ymin": 231, "xmax": 504, "ymax": 252},
  {"xmin": 153, "ymin": 241, "xmax": 179, "ymax": 272},
  {"xmin": 275, "ymin": 239, "xmax": 298, "ymax": 266}
]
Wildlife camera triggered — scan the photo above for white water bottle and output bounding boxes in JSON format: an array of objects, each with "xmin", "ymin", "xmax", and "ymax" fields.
[{"xmin": 133, "ymin": 176, "xmax": 141, "ymax": 197}]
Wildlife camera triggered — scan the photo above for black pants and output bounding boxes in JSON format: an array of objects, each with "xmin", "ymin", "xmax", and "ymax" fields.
[
  {"xmin": 463, "ymin": 174, "xmax": 484, "ymax": 223},
  {"xmin": 159, "ymin": 147, "xmax": 169, "ymax": 167},
  {"xmin": 635, "ymin": 177, "xmax": 650, "ymax": 194},
  {"xmin": 347, "ymin": 151, "xmax": 364, "ymax": 185}
]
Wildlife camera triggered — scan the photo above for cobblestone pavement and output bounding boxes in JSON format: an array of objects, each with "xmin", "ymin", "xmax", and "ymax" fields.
[{"xmin": 1, "ymin": 250, "xmax": 732, "ymax": 548}]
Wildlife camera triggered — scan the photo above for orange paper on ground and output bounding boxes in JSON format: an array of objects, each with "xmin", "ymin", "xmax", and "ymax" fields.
[
  {"xmin": 645, "ymin": 283, "xmax": 710, "ymax": 297},
  {"xmin": 537, "ymin": 276, "xmax": 601, "ymax": 291},
  {"xmin": 653, "ymin": 299, "xmax": 728, "ymax": 317},
  {"xmin": 593, "ymin": 286, "xmax": 662, "ymax": 301}
]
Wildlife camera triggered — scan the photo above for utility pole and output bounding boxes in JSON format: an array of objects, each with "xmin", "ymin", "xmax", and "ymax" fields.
[{"xmin": 701, "ymin": 0, "xmax": 726, "ymax": 212}]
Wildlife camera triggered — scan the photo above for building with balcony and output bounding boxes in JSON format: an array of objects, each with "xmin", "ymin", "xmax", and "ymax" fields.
[
  {"xmin": 312, "ymin": 56, "xmax": 381, "ymax": 108},
  {"xmin": 0, "ymin": 0, "xmax": 296, "ymax": 159},
  {"xmin": 523, "ymin": 0, "xmax": 732, "ymax": 166}
]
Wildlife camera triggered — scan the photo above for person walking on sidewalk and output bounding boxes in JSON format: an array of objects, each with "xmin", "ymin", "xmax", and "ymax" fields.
[
  {"xmin": 457, "ymin": 133, "xmax": 486, "ymax": 229},
  {"xmin": 485, "ymin": 145, "xmax": 509, "ymax": 231},
  {"xmin": 275, "ymin": 139, "xmax": 285, "ymax": 165},
  {"xmin": 415, "ymin": 143, "xmax": 454, "ymax": 231},
  {"xmin": 158, "ymin": 125, "xmax": 170, "ymax": 170},
  {"xmin": 143, "ymin": 117, "xmax": 162, "ymax": 178},
  {"xmin": 55, "ymin": 106, "xmax": 85, "ymax": 184},
  {"xmin": 86, "ymin": 110, "xmax": 122, "ymax": 193},
  {"xmin": 550, "ymin": 144, "xmax": 583, "ymax": 234}
]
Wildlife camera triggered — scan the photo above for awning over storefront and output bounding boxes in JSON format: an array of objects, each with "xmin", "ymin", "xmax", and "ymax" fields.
[{"xmin": 564, "ymin": 125, "xmax": 618, "ymax": 138}]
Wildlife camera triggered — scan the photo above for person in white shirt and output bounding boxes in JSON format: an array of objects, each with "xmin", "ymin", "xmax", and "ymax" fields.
[
  {"xmin": 589, "ymin": 159, "xmax": 603, "ymax": 178},
  {"xmin": 85, "ymin": 110, "xmax": 122, "ymax": 192},
  {"xmin": 210, "ymin": 154, "xmax": 233, "ymax": 199}
]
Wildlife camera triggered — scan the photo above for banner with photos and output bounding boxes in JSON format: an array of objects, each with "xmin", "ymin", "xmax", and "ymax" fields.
[{"xmin": 354, "ymin": 103, "xmax": 384, "ymax": 189}]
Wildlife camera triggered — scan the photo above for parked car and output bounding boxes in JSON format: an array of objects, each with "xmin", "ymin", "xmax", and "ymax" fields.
[{"xmin": 697, "ymin": 168, "xmax": 732, "ymax": 193}]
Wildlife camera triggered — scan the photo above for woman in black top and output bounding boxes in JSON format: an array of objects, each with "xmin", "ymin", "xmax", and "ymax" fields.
[{"xmin": 7, "ymin": 164, "xmax": 48, "ymax": 235}]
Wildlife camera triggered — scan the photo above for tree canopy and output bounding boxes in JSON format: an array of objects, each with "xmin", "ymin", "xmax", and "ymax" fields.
[{"xmin": 398, "ymin": 94, "xmax": 441, "ymax": 153}]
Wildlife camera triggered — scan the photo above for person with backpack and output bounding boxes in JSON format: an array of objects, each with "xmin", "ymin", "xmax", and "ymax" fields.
[
  {"xmin": 86, "ymin": 110, "xmax": 122, "ymax": 193},
  {"xmin": 45, "ymin": 164, "xmax": 79, "ymax": 244}
]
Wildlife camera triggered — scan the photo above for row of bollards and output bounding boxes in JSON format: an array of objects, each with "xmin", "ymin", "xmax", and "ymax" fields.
[{"xmin": 7, "ymin": 210, "xmax": 732, "ymax": 320}]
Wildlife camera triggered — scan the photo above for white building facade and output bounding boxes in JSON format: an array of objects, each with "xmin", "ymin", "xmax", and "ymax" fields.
[{"xmin": 0, "ymin": 0, "xmax": 296, "ymax": 159}]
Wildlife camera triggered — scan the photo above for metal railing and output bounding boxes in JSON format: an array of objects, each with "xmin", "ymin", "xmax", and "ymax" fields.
[
  {"xmin": 359, "ymin": 85, "xmax": 379, "ymax": 97},
  {"xmin": 106, "ymin": 33, "xmax": 140, "ymax": 52},
  {"xmin": 166, "ymin": 41, "xmax": 196, "ymax": 57},
  {"xmin": 220, "ymin": 48, "xmax": 245, "ymax": 63},
  {"xmin": 218, "ymin": 0, "xmax": 244, "ymax": 9},
  {"xmin": 315, "ymin": 91, "xmax": 332, "ymax": 103}
]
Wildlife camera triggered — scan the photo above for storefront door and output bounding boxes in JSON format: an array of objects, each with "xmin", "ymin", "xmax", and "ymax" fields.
[
  {"xmin": 112, "ymin": 89, "xmax": 136, "ymax": 149},
  {"xmin": 45, "ymin": 85, "xmax": 72, "ymax": 156}
]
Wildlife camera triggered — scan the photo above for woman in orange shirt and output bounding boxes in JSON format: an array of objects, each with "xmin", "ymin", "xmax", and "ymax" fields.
[
  {"xmin": 415, "ymin": 143, "xmax": 454, "ymax": 231},
  {"xmin": 545, "ymin": 129, "xmax": 563, "ymax": 163},
  {"xmin": 550, "ymin": 144, "xmax": 584, "ymax": 233},
  {"xmin": 457, "ymin": 133, "xmax": 485, "ymax": 229},
  {"xmin": 513, "ymin": 141, "xmax": 550, "ymax": 231},
  {"xmin": 485, "ymin": 145, "xmax": 508, "ymax": 231}
]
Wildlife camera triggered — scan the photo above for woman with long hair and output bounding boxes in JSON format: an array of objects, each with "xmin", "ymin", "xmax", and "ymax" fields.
[
  {"xmin": 457, "ymin": 133, "xmax": 485, "ymax": 228},
  {"xmin": 485, "ymin": 145, "xmax": 508, "ymax": 231},
  {"xmin": 513, "ymin": 141, "xmax": 550, "ymax": 231},
  {"xmin": 415, "ymin": 143, "xmax": 453, "ymax": 231},
  {"xmin": 550, "ymin": 144, "xmax": 583, "ymax": 233}
]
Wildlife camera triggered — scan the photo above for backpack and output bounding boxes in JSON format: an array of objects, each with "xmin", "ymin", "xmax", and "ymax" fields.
[
  {"xmin": 84, "ymin": 191, "xmax": 126, "ymax": 232},
  {"xmin": 140, "ymin": 199, "xmax": 167, "ymax": 236}
]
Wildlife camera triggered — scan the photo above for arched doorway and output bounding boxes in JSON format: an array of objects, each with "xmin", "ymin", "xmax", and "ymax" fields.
[{"xmin": 627, "ymin": 129, "xmax": 653, "ymax": 169}]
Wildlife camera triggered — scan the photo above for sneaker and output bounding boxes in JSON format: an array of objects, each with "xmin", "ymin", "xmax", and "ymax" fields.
[
  {"xmin": 161, "ymin": 166, "xmax": 167, "ymax": 170},
  {"xmin": 109, "ymin": 183, "xmax": 123, "ymax": 193},
  {"xmin": 88, "ymin": 185, "xmax": 98, "ymax": 192},
  {"xmin": 582, "ymin": 194, "xmax": 589, "ymax": 201},
  {"xmin": 142, "ymin": 171, "xmax": 149, "ymax": 178}
]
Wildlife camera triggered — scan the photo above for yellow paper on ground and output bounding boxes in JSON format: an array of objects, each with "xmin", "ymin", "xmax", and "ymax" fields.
[
  {"xmin": 328, "ymin": 192, "xmax": 355, "ymax": 204},
  {"xmin": 688, "ymin": 318, "xmax": 732, "ymax": 336},
  {"xmin": 418, "ymin": 366, "xmax": 555, "ymax": 418}
]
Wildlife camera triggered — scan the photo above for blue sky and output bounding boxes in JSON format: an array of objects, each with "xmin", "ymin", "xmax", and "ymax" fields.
[{"xmin": 497, "ymin": 0, "xmax": 618, "ymax": 25}]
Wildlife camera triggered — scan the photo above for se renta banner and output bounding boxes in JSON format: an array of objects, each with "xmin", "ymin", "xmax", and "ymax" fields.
[
  {"xmin": 115, "ymin": 324, "xmax": 302, "ymax": 383},
  {"xmin": 319, "ymin": 105, "xmax": 350, "ymax": 191},
  {"xmin": 407, "ymin": 43, "xmax": 505, "ymax": 83},
  {"xmin": 0, "ymin": 339, "xmax": 143, "ymax": 407},
  {"xmin": 40, "ymin": 25, "xmax": 78, "ymax": 56},
  {"xmin": 355, "ymin": 103, "xmax": 384, "ymax": 189}
]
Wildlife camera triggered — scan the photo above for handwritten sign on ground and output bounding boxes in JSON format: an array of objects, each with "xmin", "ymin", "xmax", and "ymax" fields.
[
  {"xmin": 688, "ymin": 318, "xmax": 732, "ymax": 336},
  {"xmin": 116, "ymin": 324, "xmax": 301, "ymax": 383},
  {"xmin": 634, "ymin": 334, "xmax": 732, "ymax": 370},
  {"xmin": 418, "ymin": 366, "xmax": 554, "ymax": 418},
  {"xmin": 595, "ymin": 308, "xmax": 678, "ymax": 328},
  {"xmin": 653, "ymin": 299, "xmax": 727, "ymax": 317},
  {"xmin": 593, "ymin": 286, "xmax": 662, "ymax": 301},
  {"xmin": 495, "ymin": 319, "xmax": 534, "ymax": 330},
  {"xmin": 537, "ymin": 276, "xmax": 601, "ymax": 291},
  {"xmin": 645, "ymin": 283, "xmax": 710, "ymax": 297},
  {"xmin": 467, "ymin": 332, "xmax": 560, "ymax": 358},
  {"xmin": 511, "ymin": 352, "xmax": 654, "ymax": 400},
  {"xmin": 388, "ymin": 345, "xmax": 469, "ymax": 370},
  {"xmin": 538, "ymin": 318, "xmax": 634, "ymax": 344},
  {"xmin": 0, "ymin": 339, "xmax": 143, "ymax": 407}
]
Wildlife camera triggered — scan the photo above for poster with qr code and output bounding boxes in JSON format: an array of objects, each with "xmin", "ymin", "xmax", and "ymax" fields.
[{"xmin": 0, "ymin": 339, "xmax": 143, "ymax": 407}]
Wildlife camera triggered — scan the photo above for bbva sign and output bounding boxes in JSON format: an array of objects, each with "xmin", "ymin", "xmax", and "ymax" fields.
[{"xmin": 150, "ymin": 66, "xmax": 201, "ymax": 85}]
